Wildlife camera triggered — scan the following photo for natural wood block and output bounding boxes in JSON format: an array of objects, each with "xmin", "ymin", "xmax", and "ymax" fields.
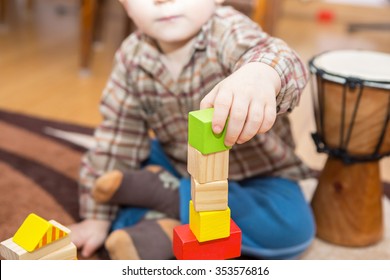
[
  {"xmin": 0, "ymin": 219, "xmax": 71, "ymax": 260},
  {"xmin": 0, "ymin": 234, "xmax": 71, "ymax": 260},
  {"xmin": 191, "ymin": 177, "xmax": 228, "ymax": 212},
  {"xmin": 188, "ymin": 108, "xmax": 230, "ymax": 155},
  {"xmin": 187, "ymin": 143, "xmax": 229, "ymax": 183},
  {"xmin": 189, "ymin": 200, "xmax": 230, "ymax": 242},
  {"xmin": 39, "ymin": 242, "xmax": 77, "ymax": 260},
  {"xmin": 173, "ymin": 220, "xmax": 241, "ymax": 260}
]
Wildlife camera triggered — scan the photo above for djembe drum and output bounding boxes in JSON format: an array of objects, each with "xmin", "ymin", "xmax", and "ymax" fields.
[{"xmin": 309, "ymin": 50, "xmax": 390, "ymax": 246}]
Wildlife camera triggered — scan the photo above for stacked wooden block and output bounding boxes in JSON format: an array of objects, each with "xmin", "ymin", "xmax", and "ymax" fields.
[
  {"xmin": 173, "ymin": 108, "xmax": 242, "ymax": 260},
  {"xmin": 0, "ymin": 213, "xmax": 77, "ymax": 260}
]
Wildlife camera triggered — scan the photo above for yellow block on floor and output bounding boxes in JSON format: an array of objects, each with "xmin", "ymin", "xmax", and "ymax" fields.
[
  {"xmin": 12, "ymin": 213, "xmax": 68, "ymax": 252},
  {"xmin": 1, "ymin": 219, "xmax": 72, "ymax": 260},
  {"xmin": 189, "ymin": 200, "xmax": 230, "ymax": 242}
]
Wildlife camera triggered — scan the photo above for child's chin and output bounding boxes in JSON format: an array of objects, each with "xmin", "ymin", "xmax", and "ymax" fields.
[{"xmin": 154, "ymin": 29, "xmax": 198, "ymax": 44}]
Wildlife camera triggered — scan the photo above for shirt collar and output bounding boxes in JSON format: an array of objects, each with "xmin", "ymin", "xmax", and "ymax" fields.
[{"xmin": 193, "ymin": 16, "xmax": 211, "ymax": 51}]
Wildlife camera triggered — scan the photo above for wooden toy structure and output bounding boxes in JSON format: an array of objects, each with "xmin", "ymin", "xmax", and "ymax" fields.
[
  {"xmin": 0, "ymin": 213, "xmax": 77, "ymax": 260},
  {"xmin": 173, "ymin": 108, "xmax": 242, "ymax": 260}
]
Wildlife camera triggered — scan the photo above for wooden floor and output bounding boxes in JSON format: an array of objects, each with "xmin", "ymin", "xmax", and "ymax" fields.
[{"xmin": 1, "ymin": 0, "xmax": 389, "ymax": 180}]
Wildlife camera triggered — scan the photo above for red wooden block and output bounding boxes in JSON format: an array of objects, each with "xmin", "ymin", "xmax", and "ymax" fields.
[{"xmin": 173, "ymin": 219, "xmax": 241, "ymax": 260}]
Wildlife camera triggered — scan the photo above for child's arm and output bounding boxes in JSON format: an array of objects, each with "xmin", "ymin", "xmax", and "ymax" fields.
[{"xmin": 201, "ymin": 13, "xmax": 308, "ymax": 147}]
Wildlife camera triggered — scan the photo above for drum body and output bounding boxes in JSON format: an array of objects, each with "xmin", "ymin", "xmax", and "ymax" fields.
[
  {"xmin": 310, "ymin": 50, "xmax": 390, "ymax": 162},
  {"xmin": 309, "ymin": 50, "xmax": 390, "ymax": 246}
]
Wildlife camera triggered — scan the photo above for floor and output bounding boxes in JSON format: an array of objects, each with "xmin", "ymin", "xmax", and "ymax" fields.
[{"xmin": 0, "ymin": 0, "xmax": 389, "ymax": 259}]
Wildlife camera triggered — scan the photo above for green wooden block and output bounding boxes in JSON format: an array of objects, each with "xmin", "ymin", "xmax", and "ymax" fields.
[{"xmin": 188, "ymin": 108, "xmax": 230, "ymax": 155}]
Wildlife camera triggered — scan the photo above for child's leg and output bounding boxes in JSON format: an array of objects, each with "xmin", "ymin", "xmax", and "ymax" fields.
[
  {"xmin": 105, "ymin": 217, "xmax": 180, "ymax": 260},
  {"xmin": 179, "ymin": 177, "xmax": 315, "ymax": 259},
  {"xmin": 101, "ymin": 139, "xmax": 182, "ymax": 259},
  {"xmin": 93, "ymin": 167, "xmax": 180, "ymax": 219},
  {"xmin": 93, "ymin": 139, "xmax": 181, "ymax": 220}
]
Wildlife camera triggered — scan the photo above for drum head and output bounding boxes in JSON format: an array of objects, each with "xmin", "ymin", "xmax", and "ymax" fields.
[{"xmin": 310, "ymin": 50, "xmax": 390, "ymax": 87}]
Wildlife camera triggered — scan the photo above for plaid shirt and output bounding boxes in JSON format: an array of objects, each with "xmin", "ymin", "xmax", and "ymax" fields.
[{"xmin": 79, "ymin": 6, "xmax": 312, "ymax": 220}]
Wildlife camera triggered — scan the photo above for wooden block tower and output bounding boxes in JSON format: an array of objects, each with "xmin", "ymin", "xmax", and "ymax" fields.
[
  {"xmin": 0, "ymin": 213, "xmax": 77, "ymax": 260},
  {"xmin": 173, "ymin": 108, "xmax": 242, "ymax": 260}
]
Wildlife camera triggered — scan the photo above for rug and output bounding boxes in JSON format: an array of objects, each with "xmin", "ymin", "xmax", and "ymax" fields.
[
  {"xmin": 0, "ymin": 109, "xmax": 389, "ymax": 260},
  {"xmin": 0, "ymin": 109, "xmax": 102, "ymax": 259}
]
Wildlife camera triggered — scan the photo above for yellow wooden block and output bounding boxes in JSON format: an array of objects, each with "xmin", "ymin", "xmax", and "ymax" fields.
[
  {"xmin": 189, "ymin": 200, "xmax": 230, "ymax": 242},
  {"xmin": 187, "ymin": 144, "xmax": 229, "ymax": 184},
  {"xmin": 191, "ymin": 177, "xmax": 228, "ymax": 212},
  {"xmin": 0, "ymin": 235, "xmax": 71, "ymax": 260},
  {"xmin": 12, "ymin": 213, "xmax": 68, "ymax": 252},
  {"xmin": 1, "ymin": 219, "xmax": 71, "ymax": 260},
  {"xmin": 13, "ymin": 213, "xmax": 51, "ymax": 252}
]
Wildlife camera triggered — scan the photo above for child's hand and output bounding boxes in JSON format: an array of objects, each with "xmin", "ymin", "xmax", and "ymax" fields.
[
  {"xmin": 200, "ymin": 62, "xmax": 281, "ymax": 147},
  {"xmin": 68, "ymin": 219, "xmax": 111, "ymax": 258}
]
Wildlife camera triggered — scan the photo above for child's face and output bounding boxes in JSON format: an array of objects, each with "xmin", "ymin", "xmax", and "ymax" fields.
[{"xmin": 119, "ymin": 0, "xmax": 224, "ymax": 50}]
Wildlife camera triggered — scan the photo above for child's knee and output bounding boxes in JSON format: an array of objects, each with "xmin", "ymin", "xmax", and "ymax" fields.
[
  {"xmin": 105, "ymin": 229, "xmax": 140, "ymax": 260},
  {"xmin": 241, "ymin": 207, "xmax": 315, "ymax": 259},
  {"xmin": 272, "ymin": 205, "xmax": 315, "ymax": 248},
  {"xmin": 282, "ymin": 211, "xmax": 315, "ymax": 248}
]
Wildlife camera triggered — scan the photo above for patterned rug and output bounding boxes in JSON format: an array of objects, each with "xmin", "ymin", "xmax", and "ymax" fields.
[
  {"xmin": 0, "ymin": 109, "xmax": 101, "ymax": 259},
  {"xmin": 0, "ymin": 109, "xmax": 389, "ymax": 260}
]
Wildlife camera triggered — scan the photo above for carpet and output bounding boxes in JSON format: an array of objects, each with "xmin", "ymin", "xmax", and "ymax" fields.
[
  {"xmin": 0, "ymin": 109, "xmax": 101, "ymax": 259},
  {"xmin": 0, "ymin": 109, "xmax": 389, "ymax": 260}
]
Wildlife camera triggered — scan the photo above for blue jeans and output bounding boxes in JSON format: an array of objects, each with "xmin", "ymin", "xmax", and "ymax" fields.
[{"xmin": 112, "ymin": 140, "xmax": 315, "ymax": 259}]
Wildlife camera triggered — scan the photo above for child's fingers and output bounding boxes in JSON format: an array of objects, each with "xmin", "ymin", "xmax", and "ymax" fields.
[
  {"xmin": 81, "ymin": 244, "xmax": 93, "ymax": 258},
  {"xmin": 224, "ymin": 97, "xmax": 249, "ymax": 146},
  {"xmin": 258, "ymin": 104, "xmax": 276, "ymax": 134},
  {"xmin": 236, "ymin": 101, "xmax": 264, "ymax": 144},
  {"xmin": 81, "ymin": 237, "xmax": 100, "ymax": 258},
  {"xmin": 200, "ymin": 84, "xmax": 219, "ymax": 109},
  {"xmin": 68, "ymin": 224, "xmax": 85, "ymax": 248},
  {"xmin": 211, "ymin": 89, "xmax": 233, "ymax": 135}
]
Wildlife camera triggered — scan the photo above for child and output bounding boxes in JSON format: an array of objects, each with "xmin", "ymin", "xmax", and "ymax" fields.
[{"xmin": 69, "ymin": 0, "xmax": 315, "ymax": 260}]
